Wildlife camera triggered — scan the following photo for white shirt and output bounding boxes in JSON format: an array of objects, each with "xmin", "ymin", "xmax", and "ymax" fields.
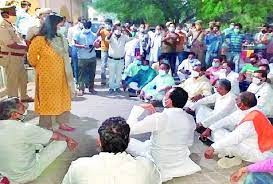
[
  {"xmin": 180, "ymin": 75, "xmax": 212, "ymax": 98},
  {"xmin": 247, "ymin": 82, "xmax": 273, "ymax": 117},
  {"xmin": 67, "ymin": 24, "xmax": 81, "ymax": 46},
  {"xmin": 215, "ymin": 70, "xmax": 240, "ymax": 95},
  {"xmin": 0, "ymin": 120, "xmax": 53, "ymax": 182},
  {"xmin": 191, "ymin": 92, "xmax": 237, "ymax": 127},
  {"xmin": 62, "ymin": 152, "xmax": 161, "ymax": 184},
  {"xmin": 106, "ymin": 34, "xmax": 130, "ymax": 58},
  {"xmin": 16, "ymin": 8, "xmax": 34, "ymax": 36},
  {"xmin": 209, "ymin": 107, "xmax": 257, "ymax": 132},
  {"xmin": 128, "ymin": 106, "xmax": 200, "ymax": 178},
  {"xmin": 177, "ymin": 58, "xmax": 200, "ymax": 73}
]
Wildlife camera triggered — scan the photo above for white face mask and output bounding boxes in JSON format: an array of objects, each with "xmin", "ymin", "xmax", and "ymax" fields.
[
  {"xmin": 158, "ymin": 69, "xmax": 167, "ymax": 76},
  {"xmin": 162, "ymin": 96, "xmax": 168, "ymax": 107},
  {"xmin": 105, "ymin": 24, "xmax": 111, "ymax": 31},
  {"xmin": 212, "ymin": 62, "xmax": 220, "ymax": 67},
  {"xmin": 114, "ymin": 30, "xmax": 121, "ymax": 36},
  {"xmin": 191, "ymin": 70, "xmax": 200, "ymax": 78},
  {"xmin": 139, "ymin": 28, "xmax": 145, "ymax": 33},
  {"xmin": 169, "ymin": 27, "xmax": 175, "ymax": 33},
  {"xmin": 252, "ymin": 77, "xmax": 262, "ymax": 85}
]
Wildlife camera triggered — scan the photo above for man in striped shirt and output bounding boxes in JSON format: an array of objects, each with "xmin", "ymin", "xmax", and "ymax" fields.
[{"xmin": 226, "ymin": 23, "xmax": 246, "ymax": 72}]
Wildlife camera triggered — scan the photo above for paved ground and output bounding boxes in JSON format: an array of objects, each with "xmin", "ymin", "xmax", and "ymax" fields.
[{"xmin": 22, "ymin": 62, "xmax": 247, "ymax": 184}]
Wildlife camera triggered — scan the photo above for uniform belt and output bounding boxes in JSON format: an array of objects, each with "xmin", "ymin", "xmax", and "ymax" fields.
[
  {"xmin": 108, "ymin": 56, "xmax": 124, "ymax": 60},
  {"xmin": 0, "ymin": 51, "xmax": 25, "ymax": 57}
]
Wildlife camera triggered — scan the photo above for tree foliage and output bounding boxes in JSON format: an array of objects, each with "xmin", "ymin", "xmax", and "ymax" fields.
[{"xmin": 93, "ymin": 0, "xmax": 273, "ymax": 29}]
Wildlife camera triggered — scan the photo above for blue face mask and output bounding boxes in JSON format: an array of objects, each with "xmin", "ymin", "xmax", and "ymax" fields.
[
  {"xmin": 141, "ymin": 65, "xmax": 149, "ymax": 71},
  {"xmin": 134, "ymin": 59, "xmax": 142, "ymax": 65}
]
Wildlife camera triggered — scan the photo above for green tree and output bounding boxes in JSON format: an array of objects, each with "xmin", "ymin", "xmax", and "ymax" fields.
[{"xmin": 93, "ymin": 0, "xmax": 273, "ymax": 29}]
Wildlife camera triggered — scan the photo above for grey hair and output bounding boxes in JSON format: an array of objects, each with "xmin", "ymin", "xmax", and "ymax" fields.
[
  {"xmin": 217, "ymin": 79, "xmax": 231, "ymax": 92},
  {"xmin": 0, "ymin": 97, "xmax": 20, "ymax": 120}
]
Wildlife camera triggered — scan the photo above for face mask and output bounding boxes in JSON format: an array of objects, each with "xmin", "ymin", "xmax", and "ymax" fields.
[
  {"xmin": 105, "ymin": 24, "xmax": 111, "ymax": 31},
  {"xmin": 158, "ymin": 69, "xmax": 167, "ymax": 76},
  {"xmin": 169, "ymin": 27, "xmax": 175, "ymax": 33},
  {"xmin": 155, "ymin": 30, "xmax": 161, "ymax": 35},
  {"xmin": 139, "ymin": 28, "xmax": 145, "ymax": 33},
  {"xmin": 134, "ymin": 59, "xmax": 142, "ymax": 65},
  {"xmin": 212, "ymin": 62, "xmax": 220, "ymax": 67},
  {"xmin": 191, "ymin": 70, "xmax": 200, "ymax": 78},
  {"xmin": 141, "ymin": 65, "xmax": 149, "ymax": 71},
  {"xmin": 252, "ymin": 77, "xmax": 262, "ymax": 85},
  {"xmin": 234, "ymin": 28, "xmax": 240, "ymax": 33},
  {"xmin": 78, "ymin": 23, "xmax": 83, "ymax": 29},
  {"xmin": 15, "ymin": 111, "xmax": 26, "ymax": 122},
  {"xmin": 162, "ymin": 96, "xmax": 169, "ymax": 108},
  {"xmin": 83, "ymin": 28, "xmax": 91, "ymax": 34},
  {"xmin": 114, "ymin": 30, "xmax": 121, "ymax": 36}
]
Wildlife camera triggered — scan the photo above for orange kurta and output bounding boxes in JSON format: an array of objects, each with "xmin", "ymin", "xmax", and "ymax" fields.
[{"xmin": 28, "ymin": 36, "xmax": 71, "ymax": 115}]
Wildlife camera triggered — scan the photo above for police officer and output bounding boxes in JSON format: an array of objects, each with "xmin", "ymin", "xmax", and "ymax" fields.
[{"xmin": 0, "ymin": 2, "xmax": 33, "ymax": 102}]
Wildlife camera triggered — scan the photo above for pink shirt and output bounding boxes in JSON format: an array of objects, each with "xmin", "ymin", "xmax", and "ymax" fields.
[
  {"xmin": 206, "ymin": 67, "xmax": 221, "ymax": 84},
  {"xmin": 247, "ymin": 158, "xmax": 273, "ymax": 173}
]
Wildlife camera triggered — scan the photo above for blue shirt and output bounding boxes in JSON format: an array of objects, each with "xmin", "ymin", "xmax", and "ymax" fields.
[
  {"xmin": 205, "ymin": 33, "xmax": 222, "ymax": 53},
  {"xmin": 226, "ymin": 32, "xmax": 245, "ymax": 53},
  {"xmin": 74, "ymin": 29, "xmax": 97, "ymax": 59}
]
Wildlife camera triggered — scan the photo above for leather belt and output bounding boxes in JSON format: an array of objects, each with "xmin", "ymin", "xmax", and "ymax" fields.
[
  {"xmin": 0, "ymin": 51, "xmax": 25, "ymax": 57},
  {"xmin": 108, "ymin": 56, "xmax": 124, "ymax": 60}
]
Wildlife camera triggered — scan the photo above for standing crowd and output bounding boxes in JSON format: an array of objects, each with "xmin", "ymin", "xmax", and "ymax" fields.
[{"xmin": 1, "ymin": 0, "xmax": 273, "ymax": 184}]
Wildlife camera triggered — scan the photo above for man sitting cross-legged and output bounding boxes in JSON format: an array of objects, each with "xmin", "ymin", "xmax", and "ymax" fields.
[
  {"xmin": 186, "ymin": 79, "xmax": 237, "ymax": 131},
  {"xmin": 127, "ymin": 87, "xmax": 201, "ymax": 182},
  {"xmin": 203, "ymin": 92, "xmax": 273, "ymax": 169},
  {"xmin": 0, "ymin": 97, "xmax": 78, "ymax": 184},
  {"xmin": 62, "ymin": 117, "xmax": 161, "ymax": 184}
]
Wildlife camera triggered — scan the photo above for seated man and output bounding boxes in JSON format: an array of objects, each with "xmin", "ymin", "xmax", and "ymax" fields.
[
  {"xmin": 215, "ymin": 62, "xmax": 240, "ymax": 95},
  {"xmin": 177, "ymin": 52, "xmax": 201, "ymax": 81},
  {"xmin": 179, "ymin": 63, "xmax": 212, "ymax": 107},
  {"xmin": 62, "ymin": 117, "xmax": 161, "ymax": 184},
  {"xmin": 247, "ymin": 70, "xmax": 273, "ymax": 118},
  {"xmin": 140, "ymin": 63, "xmax": 175, "ymax": 101},
  {"xmin": 205, "ymin": 56, "xmax": 222, "ymax": 85},
  {"xmin": 238, "ymin": 53, "xmax": 260, "ymax": 91},
  {"xmin": 122, "ymin": 56, "xmax": 142, "ymax": 84},
  {"xmin": 124, "ymin": 59, "xmax": 157, "ymax": 97},
  {"xmin": 204, "ymin": 92, "xmax": 273, "ymax": 168},
  {"xmin": 188, "ymin": 79, "xmax": 236, "ymax": 128},
  {"xmin": 0, "ymin": 98, "xmax": 78, "ymax": 183},
  {"xmin": 127, "ymin": 87, "xmax": 201, "ymax": 182}
]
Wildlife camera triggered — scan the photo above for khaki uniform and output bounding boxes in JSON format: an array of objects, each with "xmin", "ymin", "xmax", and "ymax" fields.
[{"xmin": 0, "ymin": 18, "xmax": 28, "ymax": 98}]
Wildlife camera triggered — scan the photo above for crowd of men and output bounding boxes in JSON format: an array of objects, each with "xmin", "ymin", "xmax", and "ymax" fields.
[{"xmin": 1, "ymin": 0, "xmax": 273, "ymax": 184}]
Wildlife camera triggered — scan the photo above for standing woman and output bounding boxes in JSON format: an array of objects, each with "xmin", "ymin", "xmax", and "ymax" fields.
[{"xmin": 28, "ymin": 14, "xmax": 76, "ymax": 131}]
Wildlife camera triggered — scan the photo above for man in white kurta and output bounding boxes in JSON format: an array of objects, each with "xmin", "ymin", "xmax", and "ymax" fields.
[
  {"xmin": 189, "ymin": 79, "xmax": 237, "ymax": 128},
  {"xmin": 62, "ymin": 117, "xmax": 161, "ymax": 184},
  {"xmin": 127, "ymin": 87, "xmax": 201, "ymax": 182},
  {"xmin": 247, "ymin": 70, "xmax": 273, "ymax": 118},
  {"xmin": 215, "ymin": 62, "xmax": 240, "ymax": 95},
  {"xmin": 180, "ymin": 64, "xmax": 212, "ymax": 107},
  {"xmin": 204, "ymin": 92, "xmax": 273, "ymax": 168},
  {"xmin": 177, "ymin": 53, "xmax": 201, "ymax": 81},
  {"xmin": 0, "ymin": 98, "xmax": 77, "ymax": 183}
]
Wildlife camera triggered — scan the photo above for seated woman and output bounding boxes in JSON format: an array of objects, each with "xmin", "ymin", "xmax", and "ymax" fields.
[
  {"xmin": 124, "ymin": 59, "xmax": 157, "ymax": 97},
  {"xmin": 230, "ymin": 158, "xmax": 273, "ymax": 184},
  {"xmin": 140, "ymin": 63, "xmax": 175, "ymax": 102},
  {"xmin": 205, "ymin": 56, "xmax": 222, "ymax": 85}
]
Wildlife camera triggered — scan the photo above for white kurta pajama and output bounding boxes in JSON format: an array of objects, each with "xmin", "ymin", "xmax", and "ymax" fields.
[
  {"xmin": 190, "ymin": 92, "xmax": 237, "ymax": 127},
  {"xmin": 149, "ymin": 33, "xmax": 162, "ymax": 62},
  {"xmin": 0, "ymin": 120, "xmax": 67, "ymax": 183},
  {"xmin": 127, "ymin": 106, "xmax": 201, "ymax": 182},
  {"xmin": 210, "ymin": 107, "xmax": 273, "ymax": 162},
  {"xmin": 215, "ymin": 70, "xmax": 240, "ymax": 95},
  {"xmin": 247, "ymin": 82, "xmax": 273, "ymax": 118},
  {"xmin": 62, "ymin": 152, "xmax": 161, "ymax": 184}
]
